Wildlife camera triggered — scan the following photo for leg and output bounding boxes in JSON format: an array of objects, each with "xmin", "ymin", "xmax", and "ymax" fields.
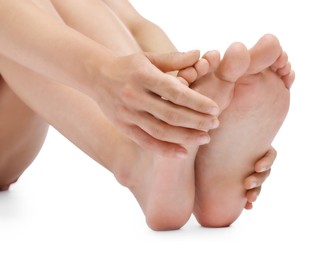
[
  {"xmin": 49, "ymin": 0, "xmax": 200, "ymax": 230},
  {"xmin": 193, "ymin": 34, "xmax": 294, "ymax": 227},
  {"xmin": 0, "ymin": 0, "xmax": 200, "ymax": 230},
  {"xmin": 0, "ymin": 75, "xmax": 49, "ymax": 191},
  {"xmin": 0, "ymin": 0, "xmax": 61, "ymax": 191}
]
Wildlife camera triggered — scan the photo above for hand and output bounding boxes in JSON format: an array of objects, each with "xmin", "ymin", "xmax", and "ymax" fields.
[
  {"xmin": 93, "ymin": 51, "xmax": 220, "ymax": 158},
  {"xmin": 243, "ymin": 147, "xmax": 277, "ymax": 209}
]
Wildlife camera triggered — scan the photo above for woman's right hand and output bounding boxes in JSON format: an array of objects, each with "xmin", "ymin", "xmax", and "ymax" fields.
[{"xmin": 93, "ymin": 51, "xmax": 220, "ymax": 158}]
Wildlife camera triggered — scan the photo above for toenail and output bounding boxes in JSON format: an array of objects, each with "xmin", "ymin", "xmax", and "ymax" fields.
[
  {"xmin": 259, "ymin": 165, "xmax": 270, "ymax": 172},
  {"xmin": 249, "ymin": 181, "xmax": 258, "ymax": 189}
]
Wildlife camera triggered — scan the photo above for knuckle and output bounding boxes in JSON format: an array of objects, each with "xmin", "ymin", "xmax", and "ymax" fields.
[
  {"xmin": 162, "ymin": 109, "xmax": 182, "ymax": 125},
  {"xmin": 163, "ymin": 81, "xmax": 186, "ymax": 103},
  {"xmin": 128, "ymin": 54, "xmax": 144, "ymax": 67},
  {"xmin": 171, "ymin": 87, "xmax": 187, "ymax": 103},
  {"xmin": 120, "ymin": 86, "xmax": 136, "ymax": 102},
  {"xmin": 184, "ymin": 130, "xmax": 204, "ymax": 144},
  {"xmin": 114, "ymin": 103, "xmax": 133, "ymax": 123},
  {"xmin": 114, "ymin": 103, "xmax": 127, "ymax": 116},
  {"xmin": 130, "ymin": 61, "xmax": 152, "ymax": 83},
  {"xmin": 193, "ymin": 115, "xmax": 213, "ymax": 131},
  {"xmin": 131, "ymin": 67, "xmax": 147, "ymax": 81},
  {"xmin": 196, "ymin": 119, "xmax": 209, "ymax": 131}
]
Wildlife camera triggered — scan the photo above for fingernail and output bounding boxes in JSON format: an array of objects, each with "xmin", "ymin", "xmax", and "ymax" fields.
[
  {"xmin": 198, "ymin": 134, "xmax": 210, "ymax": 145},
  {"xmin": 210, "ymin": 118, "xmax": 220, "ymax": 129},
  {"xmin": 208, "ymin": 106, "xmax": 220, "ymax": 116}
]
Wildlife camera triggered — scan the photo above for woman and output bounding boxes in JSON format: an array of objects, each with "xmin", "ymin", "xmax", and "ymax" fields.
[{"xmin": 0, "ymin": 0, "xmax": 293, "ymax": 230}]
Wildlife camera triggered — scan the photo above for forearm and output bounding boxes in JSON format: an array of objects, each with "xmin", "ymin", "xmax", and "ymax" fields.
[{"xmin": 0, "ymin": 0, "xmax": 113, "ymax": 98}]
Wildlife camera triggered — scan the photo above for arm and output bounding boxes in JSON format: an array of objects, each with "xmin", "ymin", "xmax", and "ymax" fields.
[
  {"xmin": 0, "ymin": 0, "xmax": 220, "ymax": 158},
  {"xmin": 103, "ymin": 0, "xmax": 209, "ymax": 83},
  {"xmin": 0, "ymin": 0, "xmax": 109, "ymax": 97}
]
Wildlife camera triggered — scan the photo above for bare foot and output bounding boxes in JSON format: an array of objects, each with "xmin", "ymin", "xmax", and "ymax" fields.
[
  {"xmin": 112, "ymin": 47, "xmax": 247, "ymax": 231},
  {"xmin": 109, "ymin": 122, "xmax": 198, "ymax": 230},
  {"xmin": 193, "ymin": 34, "xmax": 294, "ymax": 227}
]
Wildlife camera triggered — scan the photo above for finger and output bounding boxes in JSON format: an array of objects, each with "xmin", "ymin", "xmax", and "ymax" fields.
[
  {"xmin": 119, "ymin": 122, "xmax": 189, "ymax": 159},
  {"xmin": 130, "ymin": 111, "xmax": 212, "ymax": 145},
  {"xmin": 149, "ymin": 75, "xmax": 220, "ymax": 116},
  {"xmin": 244, "ymin": 169, "xmax": 271, "ymax": 190},
  {"xmin": 145, "ymin": 50, "xmax": 201, "ymax": 72},
  {"xmin": 254, "ymin": 146, "xmax": 277, "ymax": 172},
  {"xmin": 145, "ymin": 98, "xmax": 219, "ymax": 131},
  {"xmin": 176, "ymin": 57, "xmax": 210, "ymax": 85},
  {"xmin": 176, "ymin": 76, "xmax": 189, "ymax": 86},
  {"xmin": 136, "ymin": 54, "xmax": 220, "ymax": 116},
  {"xmin": 121, "ymin": 86, "xmax": 219, "ymax": 131}
]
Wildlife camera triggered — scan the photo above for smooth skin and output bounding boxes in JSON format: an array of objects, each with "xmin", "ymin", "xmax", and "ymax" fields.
[
  {"xmin": 192, "ymin": 36, "xmax": 293, "ymax": 227},
  {"xmin": 0, "ymin": 0, "xmax": 294, "ymax": 230},
  {"xmin": 0, "ymin": 0, "xmax": 220, "ymax": 158}
]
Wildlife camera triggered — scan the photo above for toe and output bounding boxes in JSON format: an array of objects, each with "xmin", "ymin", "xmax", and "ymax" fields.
[
  {"xmin": 194, "ymin": 58, "xmax": 210, "ymax": 79},
  {"xmin": 282, "ymin": 70, "xmax": 295, "ymax": 89},
  {"xmin": 202, "ymin": 50, "xmax": 221, "ymax": 73},
  {"xmin": 215, "ymin": 42, "xmax": 250, "ymax": 83},
  {"xmin": 277, "ymin": 62, "xmax": 292, "ymax": 77},
  {"xmin": 248, "ymin": 34, "xmax": 282, "ymax": 74},
  {"xmin": 271, "ymin": 51, "xmax": 289, "ymax": 71},
  {"xmin": 177, "ymin": 66, "xmax": 198, "ymax": 84}
]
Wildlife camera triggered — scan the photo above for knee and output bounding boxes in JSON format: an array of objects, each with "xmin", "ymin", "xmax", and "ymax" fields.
[{"xmin": 0, "ymin": 124, "xmax": 49, "ymax": 191}]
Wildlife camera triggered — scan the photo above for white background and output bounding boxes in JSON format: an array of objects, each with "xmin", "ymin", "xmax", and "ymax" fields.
[{"xmin": 1, "ymin": 0, "xmax": 335, "ymax": 259}]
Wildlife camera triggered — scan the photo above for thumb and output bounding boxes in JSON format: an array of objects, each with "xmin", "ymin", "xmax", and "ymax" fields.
[{"xmin": 145, "ymin": 50, "xmax": 200, "ymax": 72}]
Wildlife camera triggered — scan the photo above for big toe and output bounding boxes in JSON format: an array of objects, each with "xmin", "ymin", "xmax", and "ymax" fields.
[{"xmin": 215, "ymin": 42, "xmax": 250, "ymax": 83}]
